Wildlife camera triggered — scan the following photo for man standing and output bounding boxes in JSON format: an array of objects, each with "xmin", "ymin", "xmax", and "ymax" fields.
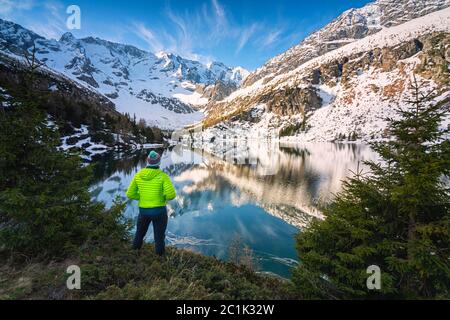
[{"xmin": 126, "ymin": 151, "xmax": 176, "ymax": 256}]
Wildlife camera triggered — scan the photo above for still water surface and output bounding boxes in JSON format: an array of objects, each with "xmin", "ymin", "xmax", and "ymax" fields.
[{"xmin": 91, "ymin": 142, "xmax": 377, "ymax": 278}]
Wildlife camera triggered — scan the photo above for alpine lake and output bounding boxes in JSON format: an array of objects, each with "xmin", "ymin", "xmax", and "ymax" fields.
[{"xmin": 90, "ymin": 142, "xmax": 378, "ymax": 278}]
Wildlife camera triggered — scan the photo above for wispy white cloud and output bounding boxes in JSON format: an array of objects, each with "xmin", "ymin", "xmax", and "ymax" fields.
[
  {"xmin": 128, "ymin": 0, "xmax": 293, "ymax": 66},
  {"xmin": 133, "ymin": 22, "xmax": 164, "ymax": 53},
  {"xmin": 262, "ymin": 30, "xmax": 283, "ymax": 47},
  {"xmin": 211, "ymin": 0, "xmax": 227, "ymax": 27},
  {"xmin": 131, "ymin": 0, "xmax": 270, "ymax": 63},
  {"xmin": 0, "ymin": 0, "xmax": 67, "ymax": 40},
  {"xmin": 236, "ymin": 23, "xmax": 259, "ymax": 54},
  {"xmin": 28, "ymin": 1, "xmax": 66, "ymax": 39},
  {"xmin": 0, "ymin": 0, "xmax": 34, "ymax": 15},
  {"xmin": 166, "ymin": 9, "xmax": 194, "ymax": 55},
  {"xmin": 131, "ymin": 1, "xmax": 227, "ymax": 64}
]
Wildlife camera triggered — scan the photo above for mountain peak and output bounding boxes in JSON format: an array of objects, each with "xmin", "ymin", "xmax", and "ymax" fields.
[
  {"xmin": 155, "ymin": 51, "xmax": 168, "ymax": 59},
  {"xmin": 60, "ymin": 32, "xmax": 76, "ymax": 43}
]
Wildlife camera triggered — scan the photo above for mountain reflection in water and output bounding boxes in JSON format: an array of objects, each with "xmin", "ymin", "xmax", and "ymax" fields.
[{"xmin": 91, "ymin": 142, "xmax": 378, "ymax": 278}]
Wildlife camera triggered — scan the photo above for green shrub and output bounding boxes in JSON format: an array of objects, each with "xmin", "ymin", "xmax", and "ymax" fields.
[
  {"xmin": 279, "ymin": 123, "xmax": 302, "ymax": 137},
  {"xmin": 90, "ymin": 131, "xmax": 115, "ymax": 145}
]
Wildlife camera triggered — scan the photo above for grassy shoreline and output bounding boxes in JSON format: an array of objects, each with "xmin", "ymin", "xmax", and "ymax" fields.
[{"xmin": 0, "ymin": 242, "xmax": 297, "ymax": 300}]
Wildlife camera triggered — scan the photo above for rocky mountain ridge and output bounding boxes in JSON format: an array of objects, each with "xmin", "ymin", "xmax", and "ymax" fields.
[
  {"xmin": 198, "ymin": 2, "xmax": 450, "ymax": 143},
  {"xmin": 243, "ymin": 0, "xmax": 450, "ymax": 88},
  {"xmin": 0, "ymin": 18, "xmax": 248, "ymax": 129}
]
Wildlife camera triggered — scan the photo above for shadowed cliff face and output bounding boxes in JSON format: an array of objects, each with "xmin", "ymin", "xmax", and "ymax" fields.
[{"xmin": 196, "ymin": 80, "xmax": 238, "ymax": 103}]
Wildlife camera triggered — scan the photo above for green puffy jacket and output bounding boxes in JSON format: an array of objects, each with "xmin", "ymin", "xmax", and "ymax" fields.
[{"xmin": 126, "ymin": 168, "xmax": 176, "ymax": 208}]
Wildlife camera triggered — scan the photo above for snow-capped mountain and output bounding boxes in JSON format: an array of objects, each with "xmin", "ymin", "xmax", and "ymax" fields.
[
  {"xmin": 0, "ymin": 19, "xmax": 248, "ymax": 129},
  {"xmin": 199, "ymin": 0, "xmax": 450, "ymax": 142},
  {"xmin": 244, "ymin": 0, "xmax": 450, "ymax": 88},
  {"xmin": 0, "ymin": 50, "xmax": 168, "ymax": 160}
]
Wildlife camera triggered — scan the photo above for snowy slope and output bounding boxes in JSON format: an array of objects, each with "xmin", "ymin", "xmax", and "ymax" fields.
[
  {"xmin": 200, "ymin": 5, "xmax": 450, "ymax": 142},
  {"xmin": 243, "ymin": 0, "xmax": 450, "ymax": 88},
  {"xmin": 225, "ymin": 7, "xmax": 450, "ymax": 103},
  {"xmin": 0, "ymin": 19, "xmax": 248, "ymax": 130}
]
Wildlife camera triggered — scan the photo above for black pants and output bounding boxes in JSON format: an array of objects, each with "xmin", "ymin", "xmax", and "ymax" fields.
[{"xmin": 132, "ymin": 207, "xmax": 168, "ymax": 256}]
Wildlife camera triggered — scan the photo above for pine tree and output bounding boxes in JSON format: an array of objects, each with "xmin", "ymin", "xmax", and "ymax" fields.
[
  {"xmin": 301, "ymin": 110, "xmax": 309, "ymax": 132},
  {"xmin": 292, "ymin": 77, "xmax": 450, "ymax": 299},
  {"xmin": 0, "ymin": 49, "xmax": 129, "ymax": 258}
]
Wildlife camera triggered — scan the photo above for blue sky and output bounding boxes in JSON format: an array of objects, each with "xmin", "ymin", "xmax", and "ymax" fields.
[{"xmin": 0, "ymin": 0, "xmax": 373, "ymax": 70}]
